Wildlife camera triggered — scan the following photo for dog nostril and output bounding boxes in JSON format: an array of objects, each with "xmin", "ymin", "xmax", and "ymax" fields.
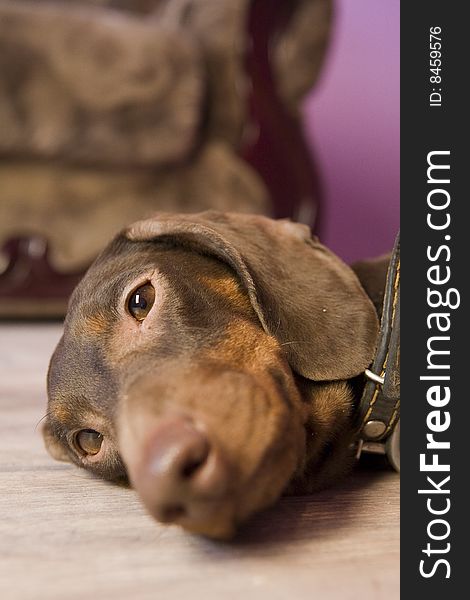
[
  {"xmin": 181, "ymin": 456, "xmax": 206, "ymax": 479},
  {"xmin": 160, "ymin": 503, "xmax": 186, "ymax": 523}
]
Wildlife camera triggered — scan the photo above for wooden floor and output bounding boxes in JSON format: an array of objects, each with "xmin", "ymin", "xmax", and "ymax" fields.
[{"xmin": 0, "ymin": 324, "xmax": 399, "ymax": 600}]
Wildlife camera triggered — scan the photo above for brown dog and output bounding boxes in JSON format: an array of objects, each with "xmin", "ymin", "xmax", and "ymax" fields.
[{"xmin": 44, "ymin": 211, "xmax": 383, "ymax": 539}]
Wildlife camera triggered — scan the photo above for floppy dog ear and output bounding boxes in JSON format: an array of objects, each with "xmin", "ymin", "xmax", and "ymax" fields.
[{"xmin": 126, "ymin": 211, "xmax": 379, "ymax": 381}]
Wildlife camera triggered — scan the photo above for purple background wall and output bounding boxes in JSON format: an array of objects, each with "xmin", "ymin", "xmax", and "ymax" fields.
[{"xmin": 303, "ymin": 0, "xmax": 400, "ymax": 264}]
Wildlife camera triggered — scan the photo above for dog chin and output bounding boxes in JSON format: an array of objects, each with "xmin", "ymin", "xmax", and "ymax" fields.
[
  {"xmin": 179, "ymin": 516, "xmax": 237, "ymax": 540},
  {"xmin": 155, "ymin": 499, "xmax": 238, "ymax": 540}
]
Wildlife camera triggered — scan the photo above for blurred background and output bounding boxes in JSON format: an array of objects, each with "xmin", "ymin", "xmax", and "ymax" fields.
[
  {"xmin": 0, "ymin": 0, "xmax": 399, "ymax": 318},
  {"xmin": 304, "ymin": 0, "xmax": 399, "ymax": 263}
]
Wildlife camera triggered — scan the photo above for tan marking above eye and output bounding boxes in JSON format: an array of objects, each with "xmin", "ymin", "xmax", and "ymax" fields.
[
  {"xmin": 74, "ymin": 429, "xmax": 103, "ymax": 456},
  {"xmin": 127, "ymin": 283, "xmax": 156, "ymax": 321},
  {"xmin": 197, "ymin": 274, "xmax": 252, "ymax": 312}
]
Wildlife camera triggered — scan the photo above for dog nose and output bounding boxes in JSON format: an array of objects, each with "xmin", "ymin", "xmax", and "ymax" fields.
[{"xmin": 131, "ymin": 418, "xmax": 228, "ymax": 524}]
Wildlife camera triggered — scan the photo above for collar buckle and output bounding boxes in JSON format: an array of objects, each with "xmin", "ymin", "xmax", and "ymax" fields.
[{"xmin": 364, "ymin": 368, "xmax": 385, "ymax": 386}]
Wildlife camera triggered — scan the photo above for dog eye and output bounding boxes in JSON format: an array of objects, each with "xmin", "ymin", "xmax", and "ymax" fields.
[
  {"xmin": 127, "ymin": 283, "xmax": 155, "ymax": 321},
  {"xmin": 75, "ymin": 429, "xmax": 103, "ymax": 456}
]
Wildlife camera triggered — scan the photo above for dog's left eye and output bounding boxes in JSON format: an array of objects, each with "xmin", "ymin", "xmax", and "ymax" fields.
[
  {"xmin": 75, "ymin": 429, "xmax": 103, "ymax": 456},
  {"xmin": 127, "ymin": 283, "xmax": 155, "ymax": 321}
]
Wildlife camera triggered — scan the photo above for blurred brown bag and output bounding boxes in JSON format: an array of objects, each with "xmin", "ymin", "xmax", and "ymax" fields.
[{"xmin": 0, "ymin": 0, "xmax": 331, "ymax": 316}]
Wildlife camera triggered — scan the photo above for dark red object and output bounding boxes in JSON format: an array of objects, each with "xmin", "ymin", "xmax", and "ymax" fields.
[
  {"xmin": 0, "ymin": 237, "xmax": 82, "ymax": 318},
  {"xmin": 242, "ymin": 0, "xmax": 322, "ymax": 228}
]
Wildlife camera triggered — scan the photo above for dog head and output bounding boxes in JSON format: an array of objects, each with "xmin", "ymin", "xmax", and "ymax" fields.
[{"xmin": 44, "ymin": 211, "xmax": 378, "ymax": 538}]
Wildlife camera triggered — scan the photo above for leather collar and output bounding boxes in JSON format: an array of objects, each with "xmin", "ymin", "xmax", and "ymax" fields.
[{"xmin": 354, "ymin": 233, "xmax": 400, "ymax": 471}]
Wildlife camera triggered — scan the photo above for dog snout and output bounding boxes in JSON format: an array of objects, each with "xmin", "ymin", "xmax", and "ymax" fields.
[{"xmin": 130, "ymin": 417, "xmax": 229, "ymax": 525}]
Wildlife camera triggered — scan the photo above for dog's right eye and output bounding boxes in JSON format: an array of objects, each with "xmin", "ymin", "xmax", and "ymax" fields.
[
  {"xmin": 75, "ymin": 429, "xmax": 103, "ymax": 456},
  {"xmin": 127, "ymin": 283, "xmax": 155, "ymax": 321}
]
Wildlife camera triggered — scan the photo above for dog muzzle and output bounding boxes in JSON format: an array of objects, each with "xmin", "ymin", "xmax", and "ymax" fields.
[{"xmin": 354, "ymin": 233, "xmax": 400, "ymax": 471}]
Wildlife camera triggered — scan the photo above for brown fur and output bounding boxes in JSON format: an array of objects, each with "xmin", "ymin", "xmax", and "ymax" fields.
[
  {"xmin": 44, "ymin": 211, "xmax": 380, "ymax": 538},
  {"xmin": 352, "ymin": 254, "xmax": 390, "ymax": 317}
]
